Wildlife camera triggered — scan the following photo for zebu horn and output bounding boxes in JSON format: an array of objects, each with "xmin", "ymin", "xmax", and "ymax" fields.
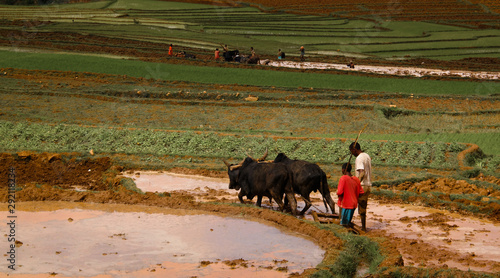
[
  {"xmin": 229, "ymin": 159, "xmax": 244, "ymax": 171},
  {"xmin": 246, "ymin": 148, "xmax": 268, "ymax": 162},
  {"xmin": 230, "ymin": 164, "xmax": 243, "ymax": 171},
  {"xmin": 246, "ymin": 152, "xmax": 256, "ymax": 161},
  {"xmin": 258, "ymin": 148, "xmax": 268, "ymax": 161}
]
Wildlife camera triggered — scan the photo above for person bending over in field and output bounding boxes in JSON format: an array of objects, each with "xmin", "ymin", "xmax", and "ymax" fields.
[{"xmin": 337, "ymin": 163, "xmax": 364, "ymax": 228}]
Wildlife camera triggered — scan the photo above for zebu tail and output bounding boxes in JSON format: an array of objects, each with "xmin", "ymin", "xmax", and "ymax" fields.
[{"xmin": 320, "ymin": 173, "xmax": 335, "ymax": 214}]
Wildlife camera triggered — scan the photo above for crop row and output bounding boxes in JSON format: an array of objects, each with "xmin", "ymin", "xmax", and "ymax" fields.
[
  {"xmin": 0, "ymin": 121, "xmax": 466, "ymax": 169},
  {"xmin": 1, "ymin": 1, "xmax": 498, "ymax": 60}
]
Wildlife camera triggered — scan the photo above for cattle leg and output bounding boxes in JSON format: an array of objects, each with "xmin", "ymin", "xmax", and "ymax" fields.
[
  {"xmin": 269, "ymin": 191, "xmax": 285, "ymax": 211},
  {"xmin": 285, "ymin": 192, "xmax": 297, "ymax": 216},
  {"xmin": 300, "ymin": 195, "xmax": 312, "ymax": 215},
  {"xmin": 238, "ymin": 191, "xmax": 245, "ymax": 203},
  {"xmin": 256, "ymin": 195, "xmax": 263, "ymax": 207}
]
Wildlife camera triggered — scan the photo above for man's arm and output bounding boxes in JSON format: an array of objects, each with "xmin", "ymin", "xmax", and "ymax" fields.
[{"xmin": 357, "ymin": 169, "xmax": 365, "ymax": 183}]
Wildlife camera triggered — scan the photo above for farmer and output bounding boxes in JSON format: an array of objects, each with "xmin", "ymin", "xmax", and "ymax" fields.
[
  {"xmin": 250, "ymin": 47, "xmax": 256, "ymax": 58},
  {"xmin": 300, "ymin": 46, "xmax": 305, "ymax": 61},
  {"xmin": 278, "ymin": 49, "xmax": 283, "ymax": 60},
  {"xmin": 337, "ymin": 163, "xmax": 364, "ymax": 227},
  {"xmin": 348, "ymin": 60, "xmax": 355, "ymax": 68},
  {"xmin": 215, "ymin": 48, "xmax": 220, "ymax": 60},
  {"xmin": 168, "ymin": 44, "xmax": 173, "ymax": 56},
  {"xmin": 349, "ymin": 142, "xmax": 372, "ymax": 231}
]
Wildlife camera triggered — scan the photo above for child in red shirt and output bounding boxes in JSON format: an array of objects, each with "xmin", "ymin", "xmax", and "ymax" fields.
[{"xmin": 337, "ymin": 163, "xmax": 364, "ymax": 227}]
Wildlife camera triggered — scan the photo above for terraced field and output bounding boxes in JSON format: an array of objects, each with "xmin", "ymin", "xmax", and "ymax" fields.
[
  {"xmin": 1, "ymin": 0, "xmax": 500, "ymax": 61},
  {"xmin": 0, "ymin": 0, "xmax": 499, "ymax": 277}
]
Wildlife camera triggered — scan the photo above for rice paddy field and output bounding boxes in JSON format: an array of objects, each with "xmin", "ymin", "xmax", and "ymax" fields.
[{"xmin": 0, "ymin": 0, "xmax": 499, "ymax": 277}]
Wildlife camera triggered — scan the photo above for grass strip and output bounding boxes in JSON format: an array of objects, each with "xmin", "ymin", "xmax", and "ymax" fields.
[
  {"xmin": 311, "ymin": 223, "xmax": 384, "ymax": 278},
  {"xmin": 0, "ymin": 50, "xmax": 495, "ymax": 96}
]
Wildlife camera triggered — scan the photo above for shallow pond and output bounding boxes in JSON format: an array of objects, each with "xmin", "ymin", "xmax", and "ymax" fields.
[{"xmin": 1, "ymin": 205, "xmax": 324, "ymax": 277}]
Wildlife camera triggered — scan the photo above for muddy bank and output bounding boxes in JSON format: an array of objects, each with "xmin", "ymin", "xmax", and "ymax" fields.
[{"xmin": 0, "ymin": 152, "xmax": 112, "ymax": 191}]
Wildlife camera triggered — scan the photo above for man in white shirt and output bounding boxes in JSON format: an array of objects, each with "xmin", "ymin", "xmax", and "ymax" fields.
[{"xmin": 349, "ymin": 142, "xmax": 372, "ymax": 231}]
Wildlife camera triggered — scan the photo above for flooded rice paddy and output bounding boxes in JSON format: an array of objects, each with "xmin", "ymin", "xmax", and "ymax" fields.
[
  {"xmin": 2, "ymin": 171, "xmax": 499, "ymax": 277},
  {"xmin": 128, "ymin": 171, "xmax": 500, "ymax": 273},
  {"xmin": 0, "ymin": 171, "xmax": 325, "ymax": 277}
]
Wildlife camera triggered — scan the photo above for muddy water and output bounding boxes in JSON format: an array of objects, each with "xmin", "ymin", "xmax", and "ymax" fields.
[
  {"xmin": 128, "ymin": 171, "xmax": 500, "ymax": 273},
  {"xmin": 125, "ymin": 171, "xmax": 228, "ymax": 192},
  {"xmin": 364, "ymin": 203, "xmax": 500, "ymax": 271},
  {"xmin": 267, "ymin": 60, "xmax": 499, "ymax": 80},
  {"xmin": 1, "ymin": 203, "xmax": 323, "ymax": 277}
]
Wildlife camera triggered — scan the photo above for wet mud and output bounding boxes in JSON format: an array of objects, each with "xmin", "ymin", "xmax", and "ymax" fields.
[
  {"xmin": 0, "ymin": 145, "xmax": 499, "ymax": 277},
  {"xmin": 128, "ymin": 171, "xmax": 500, "ymax": 273}
]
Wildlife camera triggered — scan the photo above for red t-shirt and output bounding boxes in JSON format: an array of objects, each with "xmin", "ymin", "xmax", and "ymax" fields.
[{"xmin": 337, "ymin": 175, "xmax": 364, "ymax": 209}]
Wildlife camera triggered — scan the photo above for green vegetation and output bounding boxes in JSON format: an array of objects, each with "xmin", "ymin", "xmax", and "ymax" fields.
[
  {"xmin": 312, "ymin": 224, "xmax": 384, "ymax": 278},
  {"xmin": 354, "ymin": 133, "xmax": 500, "ymax": 157},
  {"xmin": 0, "ymin": 0, "xmax": 499, "ymax": 60},
  {"xmin": 0, "ymin": 50, "xmax": 497, "ymax": 95},
  {"xmin": 0, "ymin": 121, "xmax": 471, "ymax": 170}
]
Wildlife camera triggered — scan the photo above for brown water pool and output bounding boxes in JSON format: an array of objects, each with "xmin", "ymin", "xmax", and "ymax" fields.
[{"xmin": 1, "ymin": 202, "xmax": 323, "ymax": 277}]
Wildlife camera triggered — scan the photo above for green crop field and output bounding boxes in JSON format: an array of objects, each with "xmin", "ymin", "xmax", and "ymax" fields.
[
  {"xmin": 1, "ymin": 50, "xmax": 498, "ymax": 96},
  {"xmin": 0, "ymin": 0, "xmax": 498, "ymax": 177},
  {"xmin": 0, "ymin": 121, "xmax": 467, "ymax": 169},
  {"xmin": 1, "ymin": 0, "xmax": 499, "ymax": 60}
]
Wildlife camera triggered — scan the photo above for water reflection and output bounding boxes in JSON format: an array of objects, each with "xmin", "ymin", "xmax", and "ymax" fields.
[{"xmin": 4, "ymin": 209, "xmax": 324, "ymax": 277}]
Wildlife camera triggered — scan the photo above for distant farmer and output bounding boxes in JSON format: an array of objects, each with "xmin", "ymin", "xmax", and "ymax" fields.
[
  {"xmin": 168, "ymin": 44, "xmax": 173, "ymax": 56},
  {"xmin": 300, "ymin": 46, "xmax": 305, "ymax": 61},
  {"xmin": 250, "ymin": 47, "xmax": 256, "ymax": 58},
  {"xmin": 215, "ymin": 48, "xmax": 220, "ymax": 60},
  {"xmin": 337, "ymin": 163, "xmax": 364, "ymax": 227},
  {"xmin": 278, "ymin": 49, "xmax": 284, "ymax": 60},
  {"xmin": 349, "ymin": 142, "xmax": 372, "ymax": 232}
]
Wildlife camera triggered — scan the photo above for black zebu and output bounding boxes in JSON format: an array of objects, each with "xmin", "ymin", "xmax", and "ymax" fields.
[
  {"xmin": 223, "ymin": 50, "xmax": 239, "ymax": 62},
  {"xmin": 224, "ymin": 157, "xmax": 297, "ymax": 215},
  {"xmin": 274, "ymin": 153, "xmax": 336, "ymax": 215}
]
